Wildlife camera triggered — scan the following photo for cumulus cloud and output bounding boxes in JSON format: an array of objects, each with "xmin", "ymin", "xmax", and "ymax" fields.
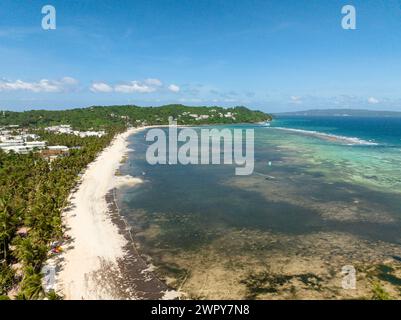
[
  {"xmin": 90, "ymin": 78, "xmax": 177, "ymax": 94},
  {"xmin": 168, "ymin": 84, "xmax": 180, "ymax": 92},
  {"xmin": 3, "ymin": 77, "xmax": 179, "ymax": 95},
  {"xmin": 0, "ymin": 77, "xmax": 78, "ymax": 93},
  {"xmin": 368, "ymin": 97, "xmax": 379, "ymax": 104},
  {"xmin": 114, "ymin": 81, "xmax": 157, "ymax": 93},
  {"xmin": 61, "ymin": 77, "xmax": 78, "ymax": 85},
  {"xmin": 90, "ymin": 82, "xmax": 113, "ymax": 93},
  {"xmin": 145, "ymin": 78, "xmax": 163, "ymax": 86}
]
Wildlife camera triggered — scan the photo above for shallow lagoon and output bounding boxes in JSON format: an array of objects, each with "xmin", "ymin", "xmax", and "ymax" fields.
[{"xmin": 117, "ymin": 119, "xmax": 401, "ymax": 299}]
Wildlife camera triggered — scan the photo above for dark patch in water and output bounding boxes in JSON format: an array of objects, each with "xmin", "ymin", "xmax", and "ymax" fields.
[
  {"xmin": 392, "ymin": 255, "xmax": 401, "ymax": 263},
  {"xmin": 240, "ymin": 271, "xmax": 323, "ymax": 299},
  {"xmin": 120, "ymin": 127, "xmax": 401, "ymax": 257},
  {"xmin": 377, "ymin": 264, "xmax": 401, "ymax": 286}
]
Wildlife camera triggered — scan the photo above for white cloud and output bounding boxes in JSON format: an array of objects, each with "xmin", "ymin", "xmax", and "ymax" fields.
[
  {"xmin": 114, "ymin": 81, "xmax": 156, "ymax": 93},
  {"xmin": 90, "ymin": 82, "xmax": 113, "ymax": 93},
  {"xmin": 91, "ymin": 78, "xmax": 168, "ymax": 94},
  {"xmin": 290, "ymin": 96, "xmax": 302, "ymax": 104},
  {"xmin": 0, "ymin": 77, "xmax": 78, "ymax": 93},
  {"xmin": 145, "ymin": 78, "xmax": 163, "ymax": 86},
  {"xmin": 168, "ymin": 84, "xmax": 180, "ymax": 92},
  {"xmin": 3, "ymin": 77, "xmax": 177, "ymax": 95},
  {"xmin": 61, "ymin": 77, "xmax": 78, "ymax": 85},
  {"xmin": 368, "ymin": 97, "xmax": 379, "ymax": 104}
]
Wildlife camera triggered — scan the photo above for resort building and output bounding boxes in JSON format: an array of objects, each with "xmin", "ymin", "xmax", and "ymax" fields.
[
  {"xmin": 45, "ymin": 125, "xmax": 106, "ymax": 137},
  {"xmin": 0, "ymin": 126, "xmax": 69, "ymax": 157}
]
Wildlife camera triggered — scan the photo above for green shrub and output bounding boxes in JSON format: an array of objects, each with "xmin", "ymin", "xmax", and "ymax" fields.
[
  {"xmin": 16, "ymin": 266, "xmax": 43, "ymax": 300},
  {"xmin": 371, "ymin": 281, "xmax": 391, "ymax": 300},
  {"xmin": 0, "ymin": 263, "xmax": 14, "ymax": 295},
  {"xmin": 12, "ymin": 236, "xmax": 48, "ymax": 273}
]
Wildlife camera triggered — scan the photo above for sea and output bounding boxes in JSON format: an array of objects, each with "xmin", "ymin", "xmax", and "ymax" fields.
[{"xmin": 116, "ymin": 116, "xmax": 401, "ymax": 299}]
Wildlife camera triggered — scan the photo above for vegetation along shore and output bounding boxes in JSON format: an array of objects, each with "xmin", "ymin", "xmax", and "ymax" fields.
[{"xmin": 0, "ymin": 104, "xmax": 271, "ymax": 299}]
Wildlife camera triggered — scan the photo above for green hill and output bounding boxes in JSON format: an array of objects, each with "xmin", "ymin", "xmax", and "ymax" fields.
[{"xmin": 0, "ymin": 104, "xmax": 272, "ymax": 130}]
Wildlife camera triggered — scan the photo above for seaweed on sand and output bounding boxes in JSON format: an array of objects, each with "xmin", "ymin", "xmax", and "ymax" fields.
[
  {"xmin": 155, "ymin": 262, "xmax": 189, "ymax": 288},
  {"xmin": 240, "ymin": 271, "xmax": 323, "ymax": 299},
  {"xmin": 371, "ymin": 281, "xmax": 391, "ymax": 300},
  {"xmin": 376, "ymin": 264, "xmax": 401, "ymax": 287}
]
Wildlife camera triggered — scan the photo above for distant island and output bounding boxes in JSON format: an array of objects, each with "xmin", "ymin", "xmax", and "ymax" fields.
[{"xmin": 275, "ymin": 109, "xmax": 401, "ymax": 117}]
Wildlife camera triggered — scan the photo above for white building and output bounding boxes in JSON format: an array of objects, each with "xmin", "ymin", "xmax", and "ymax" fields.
[
  {"xmin": 25, "ymin": 141, "xmax": 46, "ymax": 148},
  {"xmin": 45, "ymin": 125, "xmax": 105, "ymax": 137},
  {"xmin": 47, "ymin": 145, "xmax": 69, "ymax": 152},
  {"xmin": 0, "ymin": 138, "xmax": 24, "ymax": 145},
  {"xmin": 1, "ymin": 144, "xmax": 44, "ymax": 154},
  {"xmin": 75, "ymin": 130, "xmax": 106, "ymax": 137},
  {"xmin": 45, "ymin": 125, "xmax": 73, "ymax": 134}
]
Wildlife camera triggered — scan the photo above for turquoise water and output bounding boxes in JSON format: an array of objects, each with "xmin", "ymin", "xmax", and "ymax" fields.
[
  {"xmin": 117, "ymin": 117, "xmax": 401, "ymax": 299},
  {"xmin": 273, "ymin": 116, "xmax": 401, "ymax": 146}
]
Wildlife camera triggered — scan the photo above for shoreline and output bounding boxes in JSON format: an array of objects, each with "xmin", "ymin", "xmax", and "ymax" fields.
[
  {"xmin": 40, "ymin": 123, "xmax": 401, "ymax": 300},
  {"xmin": 47, "ymin": 127, "xmax": 178, "ymax": 300}
]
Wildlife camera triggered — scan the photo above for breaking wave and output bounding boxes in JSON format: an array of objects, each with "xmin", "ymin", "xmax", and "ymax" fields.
[{"xmin": 270, "ymin": 127, "xmax": 378, "ymax": 146}]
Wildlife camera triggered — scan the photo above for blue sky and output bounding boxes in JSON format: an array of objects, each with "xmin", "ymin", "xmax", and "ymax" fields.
[{"xmin": 1, "ymin": 0, "xmax": 401, "ymax": 112}]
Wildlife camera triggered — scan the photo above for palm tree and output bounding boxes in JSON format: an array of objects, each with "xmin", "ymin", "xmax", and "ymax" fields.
[{"xmin": 0, "ymin": 197, "xmax": 16, "ymax": 263}]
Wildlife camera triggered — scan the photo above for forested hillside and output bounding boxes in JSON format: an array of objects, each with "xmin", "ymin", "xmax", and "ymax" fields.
[{"xmin": 0, "ymin": 104, "xmax": 271, "ymax": 130}]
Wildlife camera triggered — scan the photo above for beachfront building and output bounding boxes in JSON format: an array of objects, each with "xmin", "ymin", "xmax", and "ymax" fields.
[
  {"xmin": 24, "ymin": 141, "xmax": 47, "ymax": 148},
  {"xmin": 0, "ymin": 142, "xmax": 69, "ymax": 157},
  {"xmin": 45, "ymin": 125, "xmax": 106, "ymax": 137},
  {"xmin": 0, "ymin": 126, "xmax": 71, "ymax": 157},
  {"xmin": 45, "ymin": 124, "xmax": 73, "ymax": 134},
  {"xmin": 0, "ymin": 125, "xmax": 39, "ymax": 142},
  {"xmin": 1, "ymin": 145, "xmax": 42, "ymax": 154},
  {"xmin": 0, "ymin": 126, "xmax": 48, "ymax": 154},
  {"xmin": 0, "ymin": 141, "xmax": 47, "ymax": 154},
  {"xmin": 76, "ymin": 130, "xmax": 106, "ymax": 137},
  {"xmin": 0, "ymin": 138, "xmax": 24, "ymax": 145}
]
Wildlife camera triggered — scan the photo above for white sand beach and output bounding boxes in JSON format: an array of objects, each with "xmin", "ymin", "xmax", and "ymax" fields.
[{"xmin": 49, "ymin": 127, "xmax": 145, "ymax": 299}]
